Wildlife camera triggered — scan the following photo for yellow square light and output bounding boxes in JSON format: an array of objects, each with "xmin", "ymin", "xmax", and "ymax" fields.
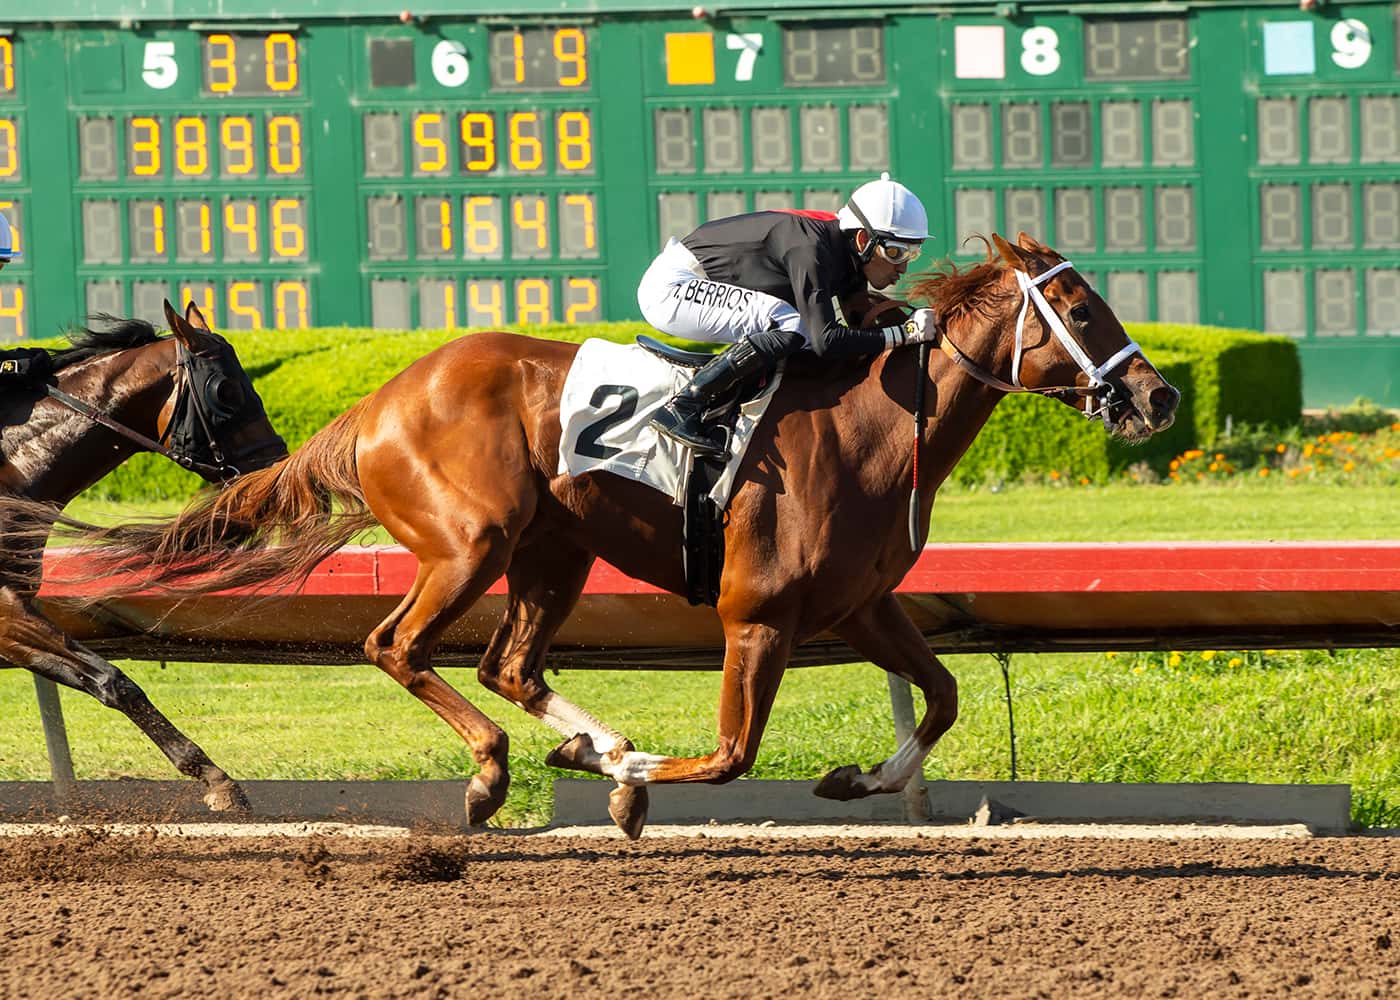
[{"xmin": 665, "ymin": 32, "xmax": 716, "ymax": 86}]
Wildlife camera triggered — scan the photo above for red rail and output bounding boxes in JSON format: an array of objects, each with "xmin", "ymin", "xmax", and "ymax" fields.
[{"xmin": 34, "ymin": 542, "xmax": 1400, "ymax": 667}]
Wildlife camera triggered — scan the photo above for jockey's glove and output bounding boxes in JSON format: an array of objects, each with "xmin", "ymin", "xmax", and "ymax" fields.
[{"xmin": 884, "ymin": 308, "xmax": 937, "ymax": 349}]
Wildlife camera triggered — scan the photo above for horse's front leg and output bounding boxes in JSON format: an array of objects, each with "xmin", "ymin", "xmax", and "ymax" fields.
[
  {"xmin": 815, "ymin": 591, "xmax": 958, "ymax": 801},
  {"xmin": 0, "ymin": 588, "xmax": 249, "ymax": 811},
  {"xmin": 533, "ymin": 615, "xmax": 794, "ymax": 838}
]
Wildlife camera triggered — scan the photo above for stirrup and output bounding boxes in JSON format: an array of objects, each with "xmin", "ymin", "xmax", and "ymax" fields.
[{"xmin": 651, "ymin": 408, "xmax": 728, "ymax": 458}]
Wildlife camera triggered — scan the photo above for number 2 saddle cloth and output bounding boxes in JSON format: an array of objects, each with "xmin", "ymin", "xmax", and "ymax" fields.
[{"xmin": 557, "ymin": 337, "xmax": 783, "ymax": 509}]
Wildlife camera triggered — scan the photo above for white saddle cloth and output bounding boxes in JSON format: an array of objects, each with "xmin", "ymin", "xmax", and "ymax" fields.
[{"xmin": 557, "ymin": 339, "xmax": 782, "ymax": 508}]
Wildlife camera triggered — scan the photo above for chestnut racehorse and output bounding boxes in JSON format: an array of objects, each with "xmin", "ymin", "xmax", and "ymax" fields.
[
  {"xmin": 1, "ymin": 301, "xmax": 286, "ymax": 809},
  {"xmin": 37, "ymin": 235, "xmax": 1177, "ymax": 836}
]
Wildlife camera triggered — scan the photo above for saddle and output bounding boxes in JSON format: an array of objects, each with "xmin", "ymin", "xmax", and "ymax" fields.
[
  {"xmin": 637, "ymin": 335, "xmax": 774, "ymax": 607},
  {"xmin": 0, "ymin": 347, "xmax": 52, "ymax": 386}
]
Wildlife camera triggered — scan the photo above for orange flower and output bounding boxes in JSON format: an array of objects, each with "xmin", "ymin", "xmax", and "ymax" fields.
[
  {"xmin": 1275, "ymin": 443, "xmax": 1287, "ymax": 453},
  {"xmin": 1343, "ymin": 461, "xmax": 1355, "ymax": 472},
  {"xmin": 1258, "ymin": 468, "xmax": 1270, "ymax": 477}
]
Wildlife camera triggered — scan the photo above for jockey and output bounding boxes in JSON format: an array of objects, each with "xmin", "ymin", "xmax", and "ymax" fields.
[
  {"xmin": 0, "ymin": 211, "xmax": 18, "ymax": 271},
  {"xmin": 638, "ymin": 173, "xmax": 937, "ymax": 456}
]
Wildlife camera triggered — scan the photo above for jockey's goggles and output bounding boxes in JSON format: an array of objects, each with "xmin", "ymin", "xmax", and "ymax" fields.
[{"xmin": 874, "ymin": 239, "xmax": 922, "ymax": 266}]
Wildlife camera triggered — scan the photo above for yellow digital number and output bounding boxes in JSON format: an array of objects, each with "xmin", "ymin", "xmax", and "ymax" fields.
[
  {"xmin": 181, "ymin": 284, "xmax": 216, "ymax": 318},
  {"xmin": 554, "ymin": 29, "xmax": 587, "ymax": 87},
  {"xmin": 0, "ymin": 201, "xmax": 20, "ymax": 254},
  {"xmin": 469, "ymin": 281, "xmax": 503, "ymax": 326},
  {"xmin": 0, "ymin": 120, "xmax": 16, "ymax": 178},
  {"xmin": 563, "ymin": 193, "xmax": 596, "ymax": 250},
  {"xmin": 274, "ymin": 281, "xmax": 309, "ymax": 328},
  {"xmin": 511, "ymin": 32, "xmax": 526, "ymax": 84},
  {"xmin": 266, "ymin": 33, "xmax": 298, "ymax": 92},
  {"xmin": 512, "ymin": 196, "xmax": 548, "ymax": 253},
  {"xmin": 508, "ymin": 113, "xmax": 542, "ymax": 172},
  {"xmin": 437, "ymin": 283, "xmax": 458, "ymax": 330},
  {"xmin": 207, "ymin": 33, "xmax": 236, "ymax": 94},
  {"xmin": 556, "ymin": 112, "xmax": 592, "ymax": 172},
  {"xmin": 434, "ymin": 198, "xmax": 453, "ymax": 252},
  {"xmin": 465, "ymin": 196, "xmax": 500, "ymax": 255},
  {"xmin": 174, "ymin": 117, "xmax": 209, "ymax": 176},
  {"xmin": 150, "ymin": 203, "xmax": 167, "ymax": 255},
  {"xmin": 0, "ymin": 284, "xmax": 25, "ymax": 338},
  {"xmin": 460, "ymin": 112, "xmax": 496, "ymax": 172},
  {"xmin": 413, "ymin": 113, "xmax": 448, "ymax": 174},
  {"xmin": 267, "ymin": 115, "xmax": 302, "ymax": 174},
  {"xmin": 130, "ymin": 117, "xmax": 161, "ymax": 177},
  {"xmin": 270, "ymin": 198, "xmax": 305, "ymax": 258},
  {"xmin": 566, "ymin": 278, "xmax": 599, "ymax": 323},
  {"xmin": 515, "ymin": 278, "xmax": 551, "ymax": 324},
  {"xmin": 0, "ymin": 38, "xmax": 14, "ymax": 94},
  {"xmin": 229, "ymin": 281, "xmax": 263, "ymax": 328},
  {"xmin": 185, "ymin": 201, "xmax": 213, "ymax": 256},
  {"xmin": 224, "ymin": 201, "xmax": 259, "ymax": 255},
  {"xmin": 220, "ymin": 116, "xmax": 255, "ymax": 175}
]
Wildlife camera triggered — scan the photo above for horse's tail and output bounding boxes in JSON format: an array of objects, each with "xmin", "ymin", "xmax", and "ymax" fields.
[{"xmin": 54, "ymin": 396, "xmax": 378, "ymax": 600}]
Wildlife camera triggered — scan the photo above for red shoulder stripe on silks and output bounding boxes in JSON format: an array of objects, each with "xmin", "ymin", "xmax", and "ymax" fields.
[{"xmin": 774, "ymin": 209, "xmax": 838, "ymax": 221}]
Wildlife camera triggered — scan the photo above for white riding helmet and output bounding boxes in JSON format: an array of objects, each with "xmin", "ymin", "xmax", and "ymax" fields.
[
  {"xmin": 0, "ymin": 212, "xmax": 18, "ymax": 264},
  {"xmin": 836, "ymin": 172, "xmax": 930, "ymax": 242}
]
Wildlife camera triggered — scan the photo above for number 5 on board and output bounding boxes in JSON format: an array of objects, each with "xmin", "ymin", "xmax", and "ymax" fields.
[{"xmin": 726, "ymin": 33, "xmax": 763, "ymax": 82}]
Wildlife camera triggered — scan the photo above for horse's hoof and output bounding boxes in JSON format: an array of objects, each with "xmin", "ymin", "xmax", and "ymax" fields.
[
  {"xmin": 813, "ymin": 764, "xmax": 874, "ymax": 802},
  {"xmin": 465, "ymin": 771, "xmax": 509, "ymax": 826},
  {"xmin": 203, "ymin": 780, "xmax": 250, "ymax": 812},
  {"xmin": 608, "ymin": 784, "xmax": 649, "ymax": 840},
  {"xmin": 546, "ymin": 733, "xmax": 598, "ymax": 772}
]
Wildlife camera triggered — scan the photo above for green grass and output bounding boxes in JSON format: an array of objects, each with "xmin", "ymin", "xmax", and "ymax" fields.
[
  {"xmin": 13, "ymin": 480, "xmax": 1396, "ymax": 830},
  {"xmin": 2, "ymin": 650, "xmax": 1396, "ymax": 828},
  {"xmin": 62, "ymin": 480, "xmax": 1399, "ymax": 544}
]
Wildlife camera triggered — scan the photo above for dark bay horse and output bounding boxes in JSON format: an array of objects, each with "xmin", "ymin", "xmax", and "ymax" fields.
[
  {"xmin": 1, "ymin": 301, "xmax": 286, "ymax": 809},
  {"xmin": 37, "ymin": 234, "xmax": 1178, "ymax": 836}
]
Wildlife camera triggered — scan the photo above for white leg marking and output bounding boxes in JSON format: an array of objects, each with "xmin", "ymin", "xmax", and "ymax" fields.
[
  {"xmin": 856, "ymin": 734, "xmax": 931, "ymax": 794},
  {"xmin": 537, "ymin": 692, "xmax": 622, "ymax": 754},
  {"xmin": 607, "ymin": 752, "xmax": 666, "ymax": 786}
]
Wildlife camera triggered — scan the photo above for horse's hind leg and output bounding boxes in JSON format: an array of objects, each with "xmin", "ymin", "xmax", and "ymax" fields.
[
  {"xmin": 0, "ymin": 589, "xmax": 247, "ymax": 810},
  {"xmin": 506, "ymin": 600, "xmax": 796, "ymax": 837},
  {"xmin": 363, "ymin": 540, "xmax": 518, "ymax": 826},
  {"xmin": 473, "ymin": 538, "xmax": 651, "ymax": 837}
]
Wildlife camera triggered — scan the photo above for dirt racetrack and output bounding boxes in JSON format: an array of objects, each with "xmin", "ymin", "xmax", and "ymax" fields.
[{"xmin": 1, "ymin": 827, "xmax": 1397, "ymax": 998}]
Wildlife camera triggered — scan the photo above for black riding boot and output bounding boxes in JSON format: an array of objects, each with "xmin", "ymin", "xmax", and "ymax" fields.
[{"xmin": 650, "ymin": 336, "xmax": 769, "ymax": 457}]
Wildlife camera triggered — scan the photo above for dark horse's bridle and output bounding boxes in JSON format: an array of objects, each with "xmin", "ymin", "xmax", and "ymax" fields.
[{"xmin": 43, "ymin": 337, "xmax": 281, "ymax": 483}]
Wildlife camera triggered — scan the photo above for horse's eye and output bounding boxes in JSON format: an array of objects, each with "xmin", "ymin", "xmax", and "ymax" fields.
[{"xmin": 1070, "ymin": 303, "xmax": 1091, "ymax": 325}]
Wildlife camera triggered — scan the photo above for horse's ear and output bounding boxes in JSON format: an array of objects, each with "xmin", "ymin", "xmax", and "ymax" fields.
[
  {"xmin": 1016, "ymin": 231, "xmax": 1053, "ymax": 256},
  {"xmin": 184, "ymin": 300, "xmax": 213, "ymax": 333},
  {"xmin": 991, "ymin": 232, "xmax": 1031, "ymax": 269},
  {"xmin": 162, "ymin": 299, "xmax": 183, "ymax": 334}
]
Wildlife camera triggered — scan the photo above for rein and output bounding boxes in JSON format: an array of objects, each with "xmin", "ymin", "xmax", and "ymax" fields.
[{"xmin": 43, "ymin": 339, "xmax": 239, "ymax": 482}]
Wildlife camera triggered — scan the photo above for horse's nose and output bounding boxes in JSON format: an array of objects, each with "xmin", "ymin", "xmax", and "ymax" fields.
[{"xmin": 1149, "ymin": 384, "xmax": 1180, "ymax": 429}]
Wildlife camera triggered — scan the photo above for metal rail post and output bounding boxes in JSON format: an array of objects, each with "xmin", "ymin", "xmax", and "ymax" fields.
[
  {"xmin": 886, "ymin": 675, "xmax": 928, "ymax": 821},
  {"xmin": 32, "ymin": 675, "xmax": 76, "ymax": 803}
]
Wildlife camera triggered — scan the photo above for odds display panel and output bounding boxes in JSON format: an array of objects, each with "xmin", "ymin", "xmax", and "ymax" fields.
[{"xmin": 1, "ymin": 1, "xmax": 1398, "ymax": 408}]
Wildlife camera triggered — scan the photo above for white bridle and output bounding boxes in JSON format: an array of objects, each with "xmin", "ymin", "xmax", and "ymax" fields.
[{"xmin": 1012, "ymin": 260, "xmax": 1147, "ymax": 423}]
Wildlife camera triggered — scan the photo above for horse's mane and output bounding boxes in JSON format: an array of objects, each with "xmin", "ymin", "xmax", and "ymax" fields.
[
  {"xmin": 48, "ymin": 315, "xmax": 164, "ymax": 372},
  {"xmin": 904, "ymin": 240, "xmax": 1014, "ymax": 323}
]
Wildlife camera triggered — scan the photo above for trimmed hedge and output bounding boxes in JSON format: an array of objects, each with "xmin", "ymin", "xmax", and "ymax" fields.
[
  {"xmin": 28, "ymin": 318, "xmax": 1296, "ymax": 501},
  {"xmin": 952, "ymin": 350, "xmax": 1194, "ymax": 486},
  {"xmin": 1123, "ymin": 322, "xmax": 1302, "ymax": 446}
]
